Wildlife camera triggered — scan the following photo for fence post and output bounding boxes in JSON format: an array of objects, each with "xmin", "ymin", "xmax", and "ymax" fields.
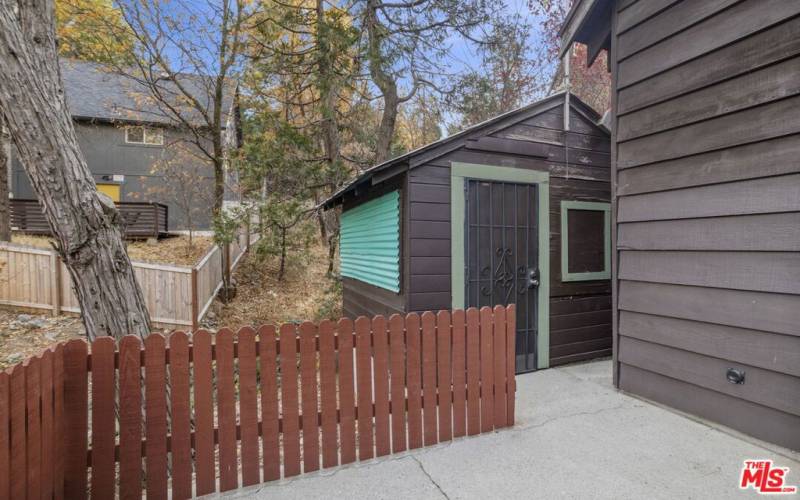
[
  {"xmin": 191, "ymin": 268, "xmax": 199, "ymax": 331},
  {"xmin": 225, "ymin": 241, "xmax": 231, "ymax": 281},
  {"xmin": 50, "ymin": 253, "xmax": 61, "ymax": 317}
]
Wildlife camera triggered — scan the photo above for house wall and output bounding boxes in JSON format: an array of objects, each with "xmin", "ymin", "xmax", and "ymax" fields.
[
  {"xmin": 610, "ymin": 0, "xmax": 800, "ymax": 450},
  {"xmin": 406, "ymin": 100, "xmax": 613, "ymax": 366},
  {"xmin": 340, "ymin": 176, "xmax": 407, "ymax": 319},
  {"xmin": 10, "ymin": 121, "xmax": 216, "ymax": 230}
]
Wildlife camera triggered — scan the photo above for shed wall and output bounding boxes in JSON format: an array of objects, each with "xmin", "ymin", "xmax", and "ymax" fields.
[
  {"xmin": 406, "ymin": 102, "xmax": 613, "ymax": 366},
  {"xmin": 610, "ymin": 0, "xmax": 800, "ymax": 450}
]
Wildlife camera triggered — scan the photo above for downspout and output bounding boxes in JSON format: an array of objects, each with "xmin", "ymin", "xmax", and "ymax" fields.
[{"xmin": 563, "ymin": 49, "xmax": 571, "ymax": 179}]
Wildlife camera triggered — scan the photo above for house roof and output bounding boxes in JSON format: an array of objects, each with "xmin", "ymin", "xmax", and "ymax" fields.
[
  {"xmin": 61, "ymin": 59, "xmax": 237, "ymax": 127},
  {"xmin": 559, "ymin": 0, "xmax": 613, "ymax": 64},
  {"xmin": 321, "ymin": 91, "xmax": 604, "ymax": 210}
]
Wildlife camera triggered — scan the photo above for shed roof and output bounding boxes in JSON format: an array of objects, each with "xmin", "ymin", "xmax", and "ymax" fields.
[
  {"xmin": 322, "ymin": 91, "xmax": 604, "ymax": 210},
  {"xmin": 61, "ymin": 59, "xmax": 237, "ymax": 127}
]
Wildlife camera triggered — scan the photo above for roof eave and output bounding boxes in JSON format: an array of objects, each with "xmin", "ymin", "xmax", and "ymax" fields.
[{"xmin": 559, "ymin": 0, "xmax": 613, "ymax": 63}]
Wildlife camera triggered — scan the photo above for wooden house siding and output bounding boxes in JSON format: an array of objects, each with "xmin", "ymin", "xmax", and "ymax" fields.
[
  {"xmin": 610, "ymin": 0, "xmax": 800, "ymax": 449},
  {"xmin": 404, "ymin": 102, "xmax": 613, "ymax": 366}
]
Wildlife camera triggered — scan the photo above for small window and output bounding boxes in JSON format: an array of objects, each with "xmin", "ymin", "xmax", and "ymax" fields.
[
  {"xmin": 560, "ymin": 201, "xmax": 610, "ymax": 281},
  {"xmin": 125, "ymin": 126, "xmax": 164, "ymax": 145}
]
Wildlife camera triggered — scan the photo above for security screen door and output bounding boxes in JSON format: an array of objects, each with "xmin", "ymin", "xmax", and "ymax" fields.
[{"xmin": 464, "ymin": 179, "xmax": 539, "ymax": 373}]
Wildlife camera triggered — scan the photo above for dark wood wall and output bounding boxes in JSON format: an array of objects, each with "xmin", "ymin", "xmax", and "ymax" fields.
[
  {"xmin": 610, "ymin": 0, "xmax": 800, "ymax": 450},
  {"xmin": 405, "ymin": 98, "xmax": 613, "ymax": 366}
]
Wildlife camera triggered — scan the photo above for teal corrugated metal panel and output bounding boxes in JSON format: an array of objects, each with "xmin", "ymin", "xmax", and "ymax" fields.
[{"xmin": 339, "ymin": 190, "xmax": 400, "ymax": 292}]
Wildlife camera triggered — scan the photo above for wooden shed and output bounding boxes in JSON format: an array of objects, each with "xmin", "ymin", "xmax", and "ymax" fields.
[
  {"xmin": 561, "ymin": 0, "xmax": 800, "ymax": 450},
  {"xmin": 323, "ymin": 92, "xmax": 612, "ymax": 373}
]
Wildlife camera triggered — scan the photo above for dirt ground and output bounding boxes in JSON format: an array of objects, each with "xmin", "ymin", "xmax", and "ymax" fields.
[
  {"xmin": 11, "ymin": 233, "xmax": 214, "ymax": 267},
  {"xmin": 0, "ymin": 309, "xmax": 85, "ymax": 370},
  {"xmin": 212, "ymin": 242, "xmax": 341, "ymax": 329}
]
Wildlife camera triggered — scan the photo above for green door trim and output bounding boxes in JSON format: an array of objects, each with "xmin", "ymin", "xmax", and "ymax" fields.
[
  {"xmin": 560, "ymin": 200, "xmax": 611, "ymax": 282},
  {"xmin": 450, "ymin": 162, "xmax": 550, "ymax": 370}
]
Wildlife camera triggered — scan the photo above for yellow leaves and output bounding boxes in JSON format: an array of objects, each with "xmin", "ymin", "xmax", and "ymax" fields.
[{"xmin": 55, "ymin": 0, "xmax": 136, "ymax": 64}]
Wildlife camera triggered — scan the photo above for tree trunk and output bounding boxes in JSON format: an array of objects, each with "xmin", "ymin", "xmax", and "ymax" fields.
[
  {"xmin": 374, "ymin": 87, "xmax": 399, "ymax": 164},
  {"xmin": 317, "ymin": 0, "xmax": 345, "ymax": 275},
  {"xmin": 278, "ymin": 226, "xmax": 287, "ymax": 281},
  {"xmin": 0, "ymin": 114, "xmax": 10, "ymax": 242},
  {"xmin": 0, "ymin": 0, "xmax": 151, "ymax": 340},
  {"xmin": 326, "ymin": 229, "xmax": 338, "ymax": 277},
  {"xmin": 365, "ymin": 0, "xmax": 400, "ymax": 165}
]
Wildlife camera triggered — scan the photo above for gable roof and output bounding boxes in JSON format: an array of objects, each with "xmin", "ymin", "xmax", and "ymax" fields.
[
  {"xmin": 322, "ymin": 91, "xmax": 605, "ymax": 209},
  {"xmin": 61, "ymin": 59, "xmax": 237, "ymax": 127}
]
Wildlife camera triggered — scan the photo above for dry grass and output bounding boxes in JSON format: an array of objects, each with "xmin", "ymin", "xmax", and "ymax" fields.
[
  {"xmin": 11, "ymin": 233, "xmax": 213, "ymax": 267},
  {"xmin": 0, "ymin": 309, "xmax": 85, "ymax": 370},
  {"xmin": 127, "ymin": 235, "xmax": 214, "ymax": 267},
  {"xmin": 216, "ymin": 242, "xmax": 341, "ymax": 329}
]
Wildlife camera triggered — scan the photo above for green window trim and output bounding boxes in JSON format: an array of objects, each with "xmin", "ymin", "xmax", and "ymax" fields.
[
  {"xmin": 340, "ymin": 190, "xmax": 401, "ymax": 292},
  {"xmin": 560, "ymin": 200, "xmax": 611, "ymax": 282},
  {"xmin": 450, "ymin": 162, "xmax": 550, "ymax": 370}
]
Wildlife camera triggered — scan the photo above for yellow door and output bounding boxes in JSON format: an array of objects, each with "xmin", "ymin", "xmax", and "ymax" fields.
[{"xmin": 97, "ymin": 184, "xmax": 121, "ymax": 202}]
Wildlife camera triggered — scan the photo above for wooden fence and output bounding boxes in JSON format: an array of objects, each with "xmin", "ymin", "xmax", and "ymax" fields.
[
  {"xmin": 0, "ymin": 230, "xmax": 258, "ymax": 329},
  {"xmin": 11, "ymin": 199, "xmax": 169, "ymax": 239},
  {"xmin": 0, "ymin": 306, "xmax": 517, "ymax": 499}
]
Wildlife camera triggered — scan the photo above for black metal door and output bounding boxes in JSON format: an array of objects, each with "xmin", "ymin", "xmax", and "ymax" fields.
[{"xmin": 465, "ymin": 180, "xmax": 539, "ymax": 373}]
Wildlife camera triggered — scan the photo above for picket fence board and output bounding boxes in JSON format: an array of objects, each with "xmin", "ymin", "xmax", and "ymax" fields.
[
  {"xmin": 437, "ymin": 310, "xmax": 453, "ymax": 442},
  {"xmin": 389, "ymin": 314, "xmax": 408, "ymax": 453},
  {"xmin": 280, "ymin": 323, "xmax": 301, "ymax": 477},
  {"xmin": 452, "ymin": 309, "xmax": 467, "ymax": 438},
  {"xmin": 91, "ymin": 337, "xmax": 116, "ymax": 498},
  {"xmin": 300, "ymin": 322, "xmax": 321, "ymax": 473},
  {"xmin": 169, "ymin": 332, "xmax": 193, "ymax": 499},
  {"xmin": 193, "ymin": 330, "xmax": 215, "ymax": 495},
  {"xmin": 373, "ymin": 316, "xmax": 391, "ymax": 457},
  {"xmin": 338, "ymin": 318, "xmax": 357, "ymax": 465},
  {"xmin": 239, "ymin": 327, "xmax": 260, "ymax": 487},
  {"xmin": 406, "ymin": 313, "xmax": 424, "ymax": 449}
]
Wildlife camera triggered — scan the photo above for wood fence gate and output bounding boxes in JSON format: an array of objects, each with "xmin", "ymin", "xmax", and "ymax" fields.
[{"xmin": 0, "ymin": 306, "xmax": 516, "ymax": 499}]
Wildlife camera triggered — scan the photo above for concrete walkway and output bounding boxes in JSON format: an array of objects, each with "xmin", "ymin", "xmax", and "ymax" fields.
[{"xmin": 220, "ymin": 360, "xmax": 800, "ymax": 499}]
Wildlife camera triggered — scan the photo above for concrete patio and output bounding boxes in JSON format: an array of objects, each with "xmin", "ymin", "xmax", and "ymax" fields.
[{"xmin": 219, "ymin": 359, "xmax": 800, "ymax": 499}]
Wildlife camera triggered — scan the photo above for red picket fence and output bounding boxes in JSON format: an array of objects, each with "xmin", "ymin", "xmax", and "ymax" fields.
[{"xmin": 0, "ymin": 306, "xmax": 516, "ymax": 499}]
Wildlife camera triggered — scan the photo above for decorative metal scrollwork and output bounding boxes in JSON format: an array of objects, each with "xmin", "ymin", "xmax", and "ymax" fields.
[{"xmin": 480, "ymin": 247, "xmax": 527, "ymax": 301}]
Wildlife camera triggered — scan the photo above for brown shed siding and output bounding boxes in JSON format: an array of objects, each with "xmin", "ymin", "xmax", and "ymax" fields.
[
  {"xmin": 610, "ymin": 0, "xmax": 800, "ymax": 449},
  {"xmin": 405, "ymin": 101, "xmax": 613, "ymax": 366}
]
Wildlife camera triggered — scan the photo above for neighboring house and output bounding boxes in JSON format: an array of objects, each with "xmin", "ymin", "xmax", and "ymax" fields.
[
  {"xmin": 323, "ymin": 92, "xmax": 612, "ymax": 374},
  {"xmin": 561, "ymin": 0, "xmax": 800, "ymax": 450},
  {"xmin": 9, "ymin": 59, "xmax": 241, "ymax": 231}
]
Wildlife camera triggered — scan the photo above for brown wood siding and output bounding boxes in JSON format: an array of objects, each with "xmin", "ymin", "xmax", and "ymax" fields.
[
  {"xmin": 405, "ymin": 99, "xmax": 612, "ymax": 365},
  {"xmin": 611, "ymin": 0, "xmax": 800, "ymax": 450}
]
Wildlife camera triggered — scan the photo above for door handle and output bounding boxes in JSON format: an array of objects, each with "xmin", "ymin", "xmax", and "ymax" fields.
[{"xmin": 527, "ymin": 268, "xmax": 539, "ymax": 289}]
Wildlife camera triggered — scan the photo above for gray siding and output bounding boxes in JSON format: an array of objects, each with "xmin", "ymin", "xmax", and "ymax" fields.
[
  {"xmin": 611, "ymin": 0, "xmax": 800, "ymax": 450},
  {"xmin": 405, "ymin": 100, "xmax": 613, "ymax": 366},
  {"xmin": 11, "ymin": 121, "xmax": 215, "ymax": 229}
]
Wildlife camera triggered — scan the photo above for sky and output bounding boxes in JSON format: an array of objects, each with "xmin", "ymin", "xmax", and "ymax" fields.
[
  {"xmin": 447, "ymin": 0, "xmax": 547, "ymax": 75},
  {"xmin": 436, "ymin": 0, "xmax": 555, "ymax": 131}
]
